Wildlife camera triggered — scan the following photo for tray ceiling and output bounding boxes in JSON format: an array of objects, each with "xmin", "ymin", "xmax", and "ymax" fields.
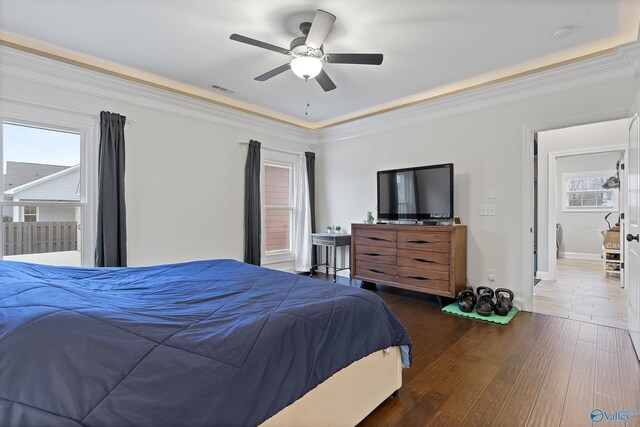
[{"xmin": 1, "ymin": 0, "xmax": 639, "ymax": 129}]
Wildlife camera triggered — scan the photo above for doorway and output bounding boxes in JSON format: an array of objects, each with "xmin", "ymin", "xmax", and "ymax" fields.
[{"xmin": 533, "ymin": 119, "xmax": 629, "ymax": 329}]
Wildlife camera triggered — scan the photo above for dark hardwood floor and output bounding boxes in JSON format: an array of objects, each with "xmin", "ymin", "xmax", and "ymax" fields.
[{"xmin": 312, "ymin": 274, "xmax": 640, "ymax": 427}]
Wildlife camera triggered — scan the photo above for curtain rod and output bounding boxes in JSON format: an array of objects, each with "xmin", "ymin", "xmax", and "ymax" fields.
[
  {"xmin": 96, "ymin": 113, "xmax": 137, "ymax": 124},
  {"xmin": 238, "ymin": 141, "xmax": 315, "ymax": 157}
]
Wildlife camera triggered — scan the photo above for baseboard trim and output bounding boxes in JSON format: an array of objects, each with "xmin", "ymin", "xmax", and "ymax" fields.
[
  {"xmin": 559, "ymin": 252, "xmax": 601, "ymax": 260},
  {"xmin": 514, "ymin": 296, "xmax": 530, "ymax": 312},
  {"xmin": 536, "ymin": 271, "xmax": 551, "ymax": 280},
  {"xmin": 261, "ymin": 260, "xmax": 296, "ymax": 273}
]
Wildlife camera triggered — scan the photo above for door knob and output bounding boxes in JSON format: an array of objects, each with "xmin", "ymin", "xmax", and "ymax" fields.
[{"xmin": 627, "ymin": 233, "xmax": 640, "ymax": 242}]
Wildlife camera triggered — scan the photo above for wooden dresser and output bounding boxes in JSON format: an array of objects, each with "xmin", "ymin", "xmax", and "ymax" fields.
[{"xmin": 351, "ymin": 223, "xmax": 467, "ymax": 298}]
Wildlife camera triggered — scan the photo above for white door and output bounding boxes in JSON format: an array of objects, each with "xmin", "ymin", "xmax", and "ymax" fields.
[{"xmin": 627, "ymin": 103, "xmax": 640, "ymax": 359}]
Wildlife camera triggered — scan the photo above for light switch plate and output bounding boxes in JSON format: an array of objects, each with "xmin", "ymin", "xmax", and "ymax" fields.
[{"xmin": 480, "ymin": 204, "xmax": 496, "ymax": 216}]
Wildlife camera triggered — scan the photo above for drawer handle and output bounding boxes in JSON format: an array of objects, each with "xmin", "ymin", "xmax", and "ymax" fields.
[
  {"xmin": 367, "ymin": 237, "xmax": 389, "ymax": 242},
  {"xmin": 408, "ymin": 240, "xmax": 432, "ymax": 244},
  {"xmin": 415, "ymin": 258, "xmax": 434, "ymax": 264},
  {"xmin": 407, "ymin": 276, "xmax": 430, "ymax": 281},
  {"xmin": 364, "ymin": 252, "xmax": 381, "ymax": 256},
  {"xmin": 369, "ymin": 269, "xmax": 386, "ymax": 274}
]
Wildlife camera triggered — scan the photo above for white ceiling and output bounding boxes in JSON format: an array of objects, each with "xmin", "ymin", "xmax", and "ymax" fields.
[{"xmin": 1, "ymin": 0, "xmax": 639, "ymax": 128}]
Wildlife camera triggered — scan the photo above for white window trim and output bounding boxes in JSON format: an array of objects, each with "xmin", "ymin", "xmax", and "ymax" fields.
[
  {"xmin": 561, "ymin": 170, "xmax": 619, "ymax": 213},
  {"xmin": 0, "ymin": 98, "xmax": 98, "ymax": 266},
  {"xmin": 260, "ymin": 152, "xmax": 298, "ymax": 265}
]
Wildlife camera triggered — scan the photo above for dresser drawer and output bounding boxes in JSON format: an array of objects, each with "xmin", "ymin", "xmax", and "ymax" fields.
[
  {"xmin": 355, "ymin": 245, "xmax": 396, "ymax": 265},
  {"xmin": 353, "ymin": 228, "xmax": 396, "ymax": 248},
  {"xmin": 354, "ymin": 260, "xmax": 397, "ymax": 283},
  {"xmin": 396, "ymin": 249, "xmax": 449, "ymax": 272},
  {"xmin": 397, "ymin": 266, "xmax": 450, "ymax": 292},
  {"xmin": 354, "ymin": 237, "xmax": 396, "ymax": 249},
  {"xmin": 397, "ymin": 231, "xmax": 450, "ymax": 253}
]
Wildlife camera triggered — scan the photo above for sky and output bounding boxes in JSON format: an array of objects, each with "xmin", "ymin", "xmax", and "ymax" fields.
[{"xmin": 3, "ymin": 123, "xmax": 80, "ymax": 173}]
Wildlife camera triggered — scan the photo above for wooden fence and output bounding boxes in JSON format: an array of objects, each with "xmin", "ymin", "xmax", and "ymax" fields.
[{"xmin": 4, "ymin": 221, "xmax": 78, "ymax": 255}]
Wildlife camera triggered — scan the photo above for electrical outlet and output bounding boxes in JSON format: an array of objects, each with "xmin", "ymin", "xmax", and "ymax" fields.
[
  {"xmin": 488, "ymin": 187, "xmax": 496, "ymax": 199},
  {"xmin": 488, "ymin": 269, "xmax": 496, "ymax": 282},
  {"xmin": 480, "ymin": 204, "xmax": 496, "ymax": 216}
]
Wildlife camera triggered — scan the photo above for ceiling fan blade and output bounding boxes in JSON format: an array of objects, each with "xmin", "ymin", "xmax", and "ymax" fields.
[
  {"xmin": 315, "ymin": 69, "xmax": 337, "ymax": 92},
  {"xmin": 229, "ymin": 34, "xmax": 290, "ymax": 55},
  {"xmin": 305, "ymin": 10, "xmax": 336, "ymax": 49},
  {"xmin": 254, "ymin": 63, "xmax": 291, "ymax": 81},
  {"xmin": 325, "ymin": 53, "xmax": 383, "ymax": 65}
]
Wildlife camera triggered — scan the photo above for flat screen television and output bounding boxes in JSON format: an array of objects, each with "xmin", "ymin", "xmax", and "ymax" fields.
[{"xmin": 377, "ymin": 163, "xmax": 453, "ymax": 221}]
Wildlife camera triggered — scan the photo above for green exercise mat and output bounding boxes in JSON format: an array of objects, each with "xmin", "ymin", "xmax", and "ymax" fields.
[{"xmin": 442, "ymin": 302, "xmax": 519, "ymax": 325}]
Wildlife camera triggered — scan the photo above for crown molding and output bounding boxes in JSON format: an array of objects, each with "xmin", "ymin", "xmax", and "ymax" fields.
[
  {"xmin": 0, "ymin": 46, "xmax": 310, "ymax": 144},
  {"xmin": 316, "ymin": 39, "xmax": 640, "ymax": 143},
  {"xmin": 2, "ymin": 38, "xmax": 640, "ymax": 145},
  {"xmin": 4, "ymin": 29, "xmax": 640, "ymax": 131}
]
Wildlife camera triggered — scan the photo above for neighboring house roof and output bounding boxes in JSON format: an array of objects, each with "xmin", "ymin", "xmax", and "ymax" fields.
[
  {"xmin": 4, "ymin": 165, "xmax": 80, "ymax": 200},
  {"xmin": 4, "ymin": 161, "xmax": 69, "ymax": 191}
]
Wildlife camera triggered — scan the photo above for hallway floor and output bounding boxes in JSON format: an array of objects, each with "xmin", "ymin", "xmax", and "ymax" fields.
[{"xmin": 534, "ymin": 258, "xmax": 628, "ymax": 329}]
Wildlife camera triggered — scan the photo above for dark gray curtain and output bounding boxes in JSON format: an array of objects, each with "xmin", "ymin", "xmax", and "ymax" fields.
[
  {"xmin": 244, "ymin": 140, "xmax": 261, "ymax": 265},
  {"xmin": 305, "ymin": 152, "xmax": 316, "ymax": 267},
  {"xmin": 95, "ymin": 111, "xmax": 127, "ymax": 267}
]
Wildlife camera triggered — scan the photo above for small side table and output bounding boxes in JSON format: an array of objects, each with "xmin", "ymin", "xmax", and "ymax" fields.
[{"xmin": 311, "ymin": 233, "xmax": 351, "ymax": 283}]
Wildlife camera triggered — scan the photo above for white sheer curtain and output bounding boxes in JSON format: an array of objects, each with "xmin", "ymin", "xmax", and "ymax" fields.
[{"xmin": 293, "ymin": 154, "xmax": 312, "ymax": 272}]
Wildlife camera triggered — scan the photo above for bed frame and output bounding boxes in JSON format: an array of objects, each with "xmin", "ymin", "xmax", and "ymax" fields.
[{"xmin": 261, "ymin": 346, "xmax": 402, "ymax": 426}]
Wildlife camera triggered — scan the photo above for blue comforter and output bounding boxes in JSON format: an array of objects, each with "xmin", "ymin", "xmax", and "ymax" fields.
[{"xmin": 0, "ymin": 259, "xmax": 411, "ymax": 426}]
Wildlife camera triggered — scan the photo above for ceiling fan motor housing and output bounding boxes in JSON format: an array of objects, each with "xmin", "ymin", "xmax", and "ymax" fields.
[{"xmin": 290, "ymin": 36, "xmax": 323, "ymax": 59}]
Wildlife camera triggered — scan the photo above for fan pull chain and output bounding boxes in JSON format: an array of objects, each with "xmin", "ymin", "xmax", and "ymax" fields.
[{"xmin": 305, "ymin": 78, "xmax": 310, "ymax": 116}]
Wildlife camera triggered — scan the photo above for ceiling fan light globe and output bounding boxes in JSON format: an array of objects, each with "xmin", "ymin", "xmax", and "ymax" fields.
[{"xmin": 291, "ymin": 57, "xmax": 322, "ymax": 80}]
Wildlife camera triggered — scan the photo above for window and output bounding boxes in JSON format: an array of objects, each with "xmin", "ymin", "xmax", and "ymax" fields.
[
  {"xmin": 562, "ymin": 170, "xmax": 619, "ymax": 212},
  {"xmin": 0, "ymin": 101, "xmax": 97, "ymax": 267},
  {"xmin": 264, "ymin": 162, "xmax": 293, "ymax": 256},
  {"xmin": 0, "ymin": 108, "xmax": 96, "ymax": 267},
  {"xmin": 23, "ymin": 206, "xmax": 37, "ymax": 222}
]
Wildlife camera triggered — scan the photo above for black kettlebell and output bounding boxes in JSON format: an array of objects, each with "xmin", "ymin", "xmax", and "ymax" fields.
[
  {"xmin": 476, "ymin": 286, "xmax": 494, "ymax": 300},
  {"xmin": 457, "ymin": 287, "xmax": 477, "ymax": 313},
  {"xmin": 495, "ymin": 288, "xmax": 514, "ymax": 309},
  {"xmin": 494, "ymin": 294, "xmax": 510, "ymax": 316},
  {"xmin": 475, "ymin": 292, "xmax": 493, "ymax": 316}
]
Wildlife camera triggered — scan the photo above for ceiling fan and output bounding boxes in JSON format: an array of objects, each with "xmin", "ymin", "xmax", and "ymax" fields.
[{"xmin": 229, "ymin": 9, "xmax": 383, "ymax": 92}]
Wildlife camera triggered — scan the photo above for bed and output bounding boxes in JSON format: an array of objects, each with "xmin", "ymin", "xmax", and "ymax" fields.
[{"xmin": 0, "ymin": 259, "xmax": 411, "ymax": 426}]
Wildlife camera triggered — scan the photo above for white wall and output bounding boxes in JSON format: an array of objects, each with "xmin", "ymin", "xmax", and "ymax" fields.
[
  {"xmin": 555, "ymin": 151, "xmax": 623, "ymax": 258},
  {"xmin": 316, "ymin": 78, "xmax": 639, "ymax": 306},
  {"xmin": 537, "ymin": 119, "xmax": 629, "ymax": 272},
  {"xmin": 0, "ymin": 49, "xmax": 310, "ymax": 267}
]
